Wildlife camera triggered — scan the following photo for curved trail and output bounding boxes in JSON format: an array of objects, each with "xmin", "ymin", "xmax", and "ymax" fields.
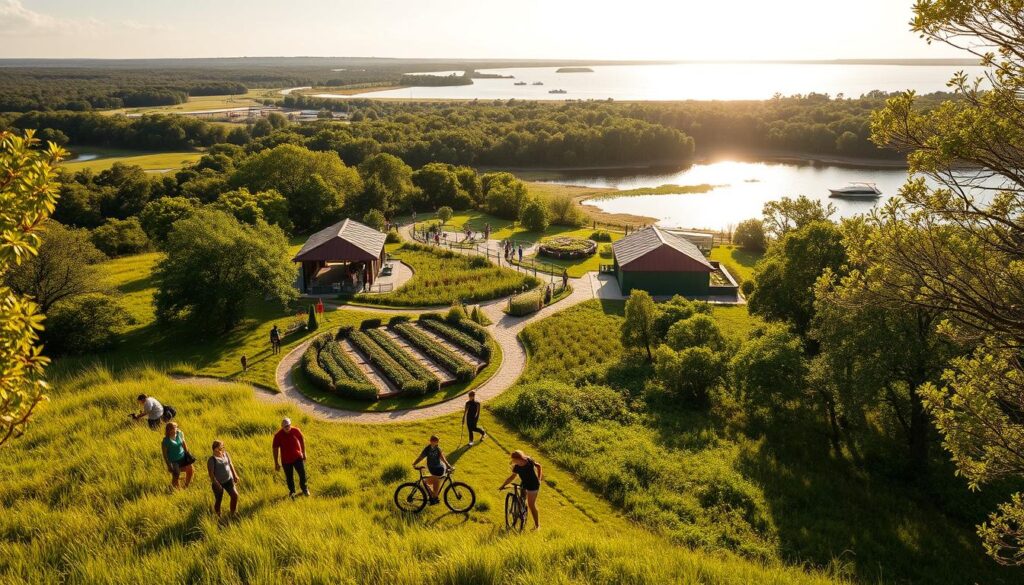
[{"xmin": 243, "ymin": 221, "xmax": 597, "ymax": 423}]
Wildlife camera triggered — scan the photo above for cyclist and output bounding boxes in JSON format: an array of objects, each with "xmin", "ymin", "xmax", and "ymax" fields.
[
  {"xmin": 499, "ymin": 450, "xmax": 543, "ymax": 529},
  {"xmin": 412, "ymin": 435, "xmax": 451, "ymax": 505}
]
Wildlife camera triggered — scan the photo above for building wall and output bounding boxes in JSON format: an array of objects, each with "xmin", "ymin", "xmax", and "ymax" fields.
[{"xmin": 618, "ymin": 270, "xmax": 711, "ymax": 296}]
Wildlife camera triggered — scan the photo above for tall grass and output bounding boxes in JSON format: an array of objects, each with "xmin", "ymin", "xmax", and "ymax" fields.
[
  {"xmin": 356, "ymin": 244, "xmax": 538, "ymax": 307},
  {"xmin": 0, "ymin": 368, "xmax": 845, "ymax": 584}
]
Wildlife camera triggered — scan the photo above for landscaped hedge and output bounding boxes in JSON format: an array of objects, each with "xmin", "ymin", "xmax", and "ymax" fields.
[
  {"xmin": 360, "ymin": 318, "xmax": 383, "ymax": 330},
  {"xmin": 419, "ymin": 315, "xmax": 492, "ymax": 360},
  {"xmin": 388, "ymin": 315, "xmax": 412, "ymax": 326},
  {"xmin": 302, "ymin": 343, "xmax": 334, "ymax": 393},
  {"xmin": 590, "ymin": 230, "xmax": 613, "ymax": 242},
  {"xmin": 538, "ymin": 236, "xmax": 597, "ymax": 260},
  {"xmin": 320, "ymin": 341, "xmax": 377, "ymax": 400},
  {"xmin": 508, "ymin": 289, "xmax": 544, "ymax": 316},
  {"xmin": 349, "ymin": 330, "xmax": 427, "ymax": 395},
  {"xmin": 394, "ymin": 322, "xmax": 476, "ymax": 381},
  {"xmin": 423, "ymin": 312, "xmax": 489, "ymax": 343},
  {"xmin": 365, "ymin": 328, "xmax": 441, "ymax": 393}
]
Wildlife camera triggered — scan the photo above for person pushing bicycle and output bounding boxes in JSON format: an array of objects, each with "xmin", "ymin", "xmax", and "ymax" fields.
[
  {"xmin": 499, "ymin": 450, "xmax": 543, "ymax": 530},
  {"xmin": 412, "ymin": 435, "xmax": 452, "ymax": 505}
]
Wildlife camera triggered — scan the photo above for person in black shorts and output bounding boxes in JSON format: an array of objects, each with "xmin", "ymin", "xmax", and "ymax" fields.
[
  {"xmin": 462, "ymin": 391, "xmax": 486, "ymax": 446},
  {"xmin": 412, "ymin": 435, "xmax": 452, "ymax": 505},
  {"xmin": 499, "ymin": 450, "xmax": 543, "ymax": 529}
]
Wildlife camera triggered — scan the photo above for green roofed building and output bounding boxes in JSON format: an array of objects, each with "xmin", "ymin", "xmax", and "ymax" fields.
[{"xmin": 612, "ymin": 226, "xmax": 714, "ymax": 296}]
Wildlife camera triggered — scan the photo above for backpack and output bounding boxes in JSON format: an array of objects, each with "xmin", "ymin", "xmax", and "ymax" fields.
[{"xmin": 162, "ymin": 405, "xmax": 177, "ymax": 422}]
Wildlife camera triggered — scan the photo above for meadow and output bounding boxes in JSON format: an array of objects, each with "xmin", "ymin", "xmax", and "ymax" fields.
[
  {"xmin": 60, "ymin": 147, "xmax": 204, "ymax": 173},
  {"xmin": 354, "ymin": 243, "xmax": 538, "ymax": 307},
  {"xmin": 491, "ymin": 300, "xmax": 1018, "ymax": 584}
]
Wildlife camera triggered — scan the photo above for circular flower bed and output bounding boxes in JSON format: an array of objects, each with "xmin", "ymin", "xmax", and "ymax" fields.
[{"xmin": 538, "ymin": 237, "xmax": 597, "ymax": 260}]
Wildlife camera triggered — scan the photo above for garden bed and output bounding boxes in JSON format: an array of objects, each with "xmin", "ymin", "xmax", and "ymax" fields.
[{"xmin": 538, "ymin": 237, "xmax": 597, "ymax": 260}]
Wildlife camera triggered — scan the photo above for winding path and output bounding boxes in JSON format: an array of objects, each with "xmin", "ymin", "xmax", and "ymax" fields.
[{"xmin": 268, "ymin": 225, "xmax": 600, "ymax": 423}]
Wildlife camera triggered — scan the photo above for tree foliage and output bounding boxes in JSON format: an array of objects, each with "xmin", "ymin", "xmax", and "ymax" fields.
[
  {"xmin": 154, "ymin": 210, "xmax": 297, "ymax": 332},
  {"xmin": 4, "ymin": 221, "xmax": 105, "ymax": 313},
  {"xmin": 621, "ymin": 290, "xmax": 657, "ymax": 362},
  {"xmin": 0, "ymin": 131, "xmax": 65, "ymax": 448}
]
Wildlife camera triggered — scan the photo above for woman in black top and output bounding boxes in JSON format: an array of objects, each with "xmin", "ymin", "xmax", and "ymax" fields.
[
  {"xmin": 462, "ymin": 391, "xmax": 486, "ymax": 445},
  {"xmin": 499, "ymin": 450, "xmax": 543, "ymax": 529},
  {"xmin": 412, "ymin": 435, "xmax": 451, "ymax": 505}
]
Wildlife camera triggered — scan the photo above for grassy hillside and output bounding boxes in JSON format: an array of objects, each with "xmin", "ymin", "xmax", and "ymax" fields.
[
  {"xmin": 492, "ymin": 300, "xmax": 1017, "ymax": 584},
  {"xmin": 0, "ymin": 367, "xmax": 845, "ymax": 584},
  {"xmin": 61, "ymin": 147, "xmax": 204, "ymax": 172}
]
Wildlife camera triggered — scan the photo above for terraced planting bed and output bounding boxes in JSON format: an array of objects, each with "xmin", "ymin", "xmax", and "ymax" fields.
[{"xmin": 299, "ymin": 315, "xmax": 494, "ymax": 405}]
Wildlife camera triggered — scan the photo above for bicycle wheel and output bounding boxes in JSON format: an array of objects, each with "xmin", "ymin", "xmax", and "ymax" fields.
[
  {"xmin": 443, "ymin": 481, "xmax": 476, "ymax": 513},
  {"xmin": 505, "ymin": 492, "xmax": 525, "ymax": 531},
  {"xmin": 394, "ymin": 482, "xmax": 428, "ymax": 513}
]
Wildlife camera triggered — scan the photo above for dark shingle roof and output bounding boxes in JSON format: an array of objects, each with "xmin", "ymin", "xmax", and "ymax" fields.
[
  {"xmin": 612, "ymin": 226, "xmax": 713, "ymax": 269},
  {"xmin": 293, "ymin": 218, "xmax": 386, "ymax": 261}
]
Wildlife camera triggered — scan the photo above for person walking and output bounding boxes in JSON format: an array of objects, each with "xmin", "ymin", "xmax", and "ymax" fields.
[
  {"xmin": 412, "ymin": 435, "xmax": 452, "ymax": 505},
  {"xmin": 162, "ymin": 422, "xmax": 195, "ymax": 490},
  {"xmin": 273, "ymin": 418, "xmax": 309, "ymax": 498},
  {"xmin": 270, "ymin": 325, "xmax": 281, "ymax": 355},
  {"xmin": 133, "ymin": 393, "xmax": 173, "ymax": 430},
  {"xmin": 517, "ymin": 244, "xmax": 523, "ymax": 263},
  {"xmin": 462, "ymin": 391, "xmax": 486, "ymax": 446},
  {"xmin": 240, "ymin": 355, "xmax": 248, "ymax": 372},
  {"xmin": 208, "ymin": 439, "xmax": 240, "ymax": 517},
  {"xmin": 562, "ymin": 269, "xmax": 569, "ymax": 291},
  {"xmin": 499, "ymin": 450, "xmax": 543, "ymax": 530}
]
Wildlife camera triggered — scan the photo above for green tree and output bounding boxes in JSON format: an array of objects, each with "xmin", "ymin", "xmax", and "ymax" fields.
[
  {"xmin": 4, "ymin": 221, "xmax": 105, "ymax": 313},
  {"xmin": 43, "ymin": 293, "xmax": 133, "ymax": 355},
  {"xmin": 651, "ymin": 295, "xmax": 710, "ymax": 341},
  {"xmin": 354, "ymin": 153, "xmax": 416, "ymax": 215},
  {"xmin": 362, "ymin": 209, "xmax": 386, "ymax": 231},
  {"xmin": 654, "ymin": 345, "xmax": 723, "ymax": 406},
  {"xmin": 731, "ymin": 323, "xmax": 807, "ymax": 409},
  {"xmin": 307, "ymin": 304, "xmax": 319, "ymax": 331},
  {"xmin": 621, "ymin": 290, "xmax": 657, "ymax": 361},
  {"xmin": 154, "ymin": 209, "xmax": 297, "ymax": 332},
  {"xmin": 482, "ymin": 172, "xmax": 529, "ymax": 220},
  {"xmin": 139, "ymin": 196, "xmax": 197, "ymax": 245},
  {"xmin": 436, "ymin": 206, "xmax": 453, "ymax": 227},
  {"xmin": 230, "ymin": 144, "xmax": 361, "ymax": 232},
  {"xmin": 761, "ymin": 195, "xmax": 836, "ymax": 240},
  {"xmin": 666, "ymin": 314, "xmax": 725, "ymax": 352},
  {"xmin": 413, "ymin": 163, "xmax": 473, "ymax": 210},
  {"xmin": 0, "ymin": 130, "xmax": 66, "ymax": 447},
  {"xmin": 747, "ymin": 220, "xmax": 846, "ymax": 337},
  {"xmin": 91, "ymin": 217, "xmax": 149, "ymax": 257},
  {"xmin": 867, "ymin": 1, "xmax": 1024, "ymax": 562},
  {"xmin": 520, "ymin": 199, "xmax": 549, "ymax": 232},
  {"xmin": 214, "ymin": 188, "xmax": 292, "ymax": 232},
  {"xmin": 733, "ymin": 218, "xmax": 766, "ymax": 252}
]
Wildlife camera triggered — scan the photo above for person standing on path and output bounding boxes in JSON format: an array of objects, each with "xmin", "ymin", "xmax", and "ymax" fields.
[
  {"xmin": 207, "ymin": 439, "xmax": 240, "ymax": 517},
  {"xmin": 162, "ymin": 422, "xmax": 195, "ymax": 490},
  {"xmin": 273, "ymin": 418, "xmax": 309, "ymax": 498},
  {"xmin": 270, "ymin": 325, "xmax": 281, "ymax": 355},
  {"xmin": 462, "ymin": 391, "xmax": 486, "ymax": 446},
  {"xmin": 240, "ymin": 355, "xmax": 247, "ymax": 372},
  {"xmin": 562, "ymin": 269, "xmax": 569, "ymax": 291},
  {"xmin": 517, "ymin": 244, "xmax": 523, "ymax": 263}
]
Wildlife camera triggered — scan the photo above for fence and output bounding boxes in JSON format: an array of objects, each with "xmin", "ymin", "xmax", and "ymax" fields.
[{"xmin": 309, "ymin": 282, "xmax": 394, "ymax": 295}]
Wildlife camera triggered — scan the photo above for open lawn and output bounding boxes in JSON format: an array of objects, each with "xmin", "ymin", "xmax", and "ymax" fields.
[
  {"xmin": 710, "ymin": 245, "xmax": 762, "ymax": 284},
  {"xmin": 103, "ymin": 89, "xmax": 274, "ymax": 116},
  {"xmin": 61, "ymin": 147, "xmax": 204, "ymax": 173},
  {"xmin": 491, "ymin": 299, "xmax": 1017, "ymax": 584}
]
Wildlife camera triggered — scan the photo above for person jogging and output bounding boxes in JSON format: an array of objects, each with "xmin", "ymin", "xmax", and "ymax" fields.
[
  {"xmin": 499, "ymin": 450, "xmax": 543, "ymax": 530},
  {"xmin": 273, "ymin": 418, "xmax": 309, "ymax": 498},
  {"xmin": 462, "ymin": 391, "xmax": 486, "ymax": 446}
]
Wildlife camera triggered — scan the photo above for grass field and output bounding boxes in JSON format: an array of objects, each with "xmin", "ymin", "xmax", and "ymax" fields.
[
  {"xmin": 61, "ymin": 147, "xmax": 204, "ymax": 173},
  {"xmin": 354, "ymin": 243, "xmax": 538, "ymax": 307},
  {"xmin": 489, "ymin": 299, "xmax": 1018, "ymax": 585},
  {"xmin": 710, "ymin": 245, "xmax": 762, "ymax": 284},
  {"xmin": 0, "ymin": 365, "xmax": 849, "ymax": 584},
  {"xmin": 103, "ymin": 89, "xmax": 274, "ymax": 116}
]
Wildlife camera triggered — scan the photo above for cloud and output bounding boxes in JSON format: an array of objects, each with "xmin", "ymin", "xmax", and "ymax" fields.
[
  {"xmin": 0, "ymin": 0, "xmax": 97, "ymax": 34},
  {"xmin": 119, "ymin": 19, "xmax": 173, "ymax": 34}
]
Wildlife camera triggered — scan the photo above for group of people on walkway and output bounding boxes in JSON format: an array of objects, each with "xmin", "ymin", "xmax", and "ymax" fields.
[
  {"xmin": 135, "ymin": 393, "xmax": 311, "ymax": 518},
  {"xmin": 504, "ymin": 241, "xmax": 524, "ymax": 263}
]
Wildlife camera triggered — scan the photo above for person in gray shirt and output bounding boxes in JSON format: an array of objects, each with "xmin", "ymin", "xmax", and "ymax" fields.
[
  {"xmin": 132, "ymin": 394, "xmax": 165, "ymax": 430},
  {"xmin": 207, "ymin": 440, "xmax": 240, "ymax": 517}
]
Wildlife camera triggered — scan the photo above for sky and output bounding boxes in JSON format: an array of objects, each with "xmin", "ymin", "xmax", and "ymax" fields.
[{"xmin": 0, "ymin": 0, "xmax": 964, "ymax": 60}]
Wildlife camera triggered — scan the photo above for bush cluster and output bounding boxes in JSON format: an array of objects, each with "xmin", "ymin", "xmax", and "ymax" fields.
[
  {"xmin": 364, "ymin": 328, "xmax": 441, "ymax": 393},
  {"xmin": 349, "ymin": 330, "xmax": 427, "ymax": 395},
  {"xmin": 537, "ymin": 237, "xmax": 597, "ymax": 260},
  {"xmin": 419, "ymin": 314, "xmax": 492, "ymax": 360},
  {"xmin": 302, "ymin": 334, "xmax": 377, "ymax": 400},
  {"xmin": 590, "ymin": 231, "xmax": 613, "ymax": 242}
]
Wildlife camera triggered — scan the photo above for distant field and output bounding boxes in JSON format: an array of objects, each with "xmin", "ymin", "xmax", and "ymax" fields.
[
  {"xmin": 103, "ymin": 89, "xmax": 273, "ymax": 116},
  {"xmin": 60, "ymin": 148, "xmax": 203, "ymax": 172}
]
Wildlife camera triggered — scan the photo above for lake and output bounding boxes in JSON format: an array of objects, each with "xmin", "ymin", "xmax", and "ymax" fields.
[
  {"xmin": 537, "ymin": 160, "xmax": 914, "ymax": 230},
  {"xmin": 324, "ymin": 63, "xmax": 986, "ymax": 101}
]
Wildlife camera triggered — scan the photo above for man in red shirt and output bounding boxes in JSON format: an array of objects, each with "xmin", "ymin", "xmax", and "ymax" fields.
[{"xmin": 273, "ymin": 418, "xmax": 309, "ymax": 498}]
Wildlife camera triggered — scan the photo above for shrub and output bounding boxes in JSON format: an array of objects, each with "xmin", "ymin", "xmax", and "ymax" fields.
[
  {"xmin": 335, "ymin": 325, "xmax": 354, "ymax": 340},
  {"xmin": 590, "ymin": 230, "xmax": 613, "ymax": 242},
  {"xmin": 301, "ymin": 342, "xmax": 334, "ymax": 393},
  {"xmin": 493, "ymin": 381, "xmax": 633, "ymax": 429},
  {"xmin": 521, "ymin": 198, "xmax": 549, "ymax": 232},
  {"xmin": 731, "ymin": 323, "xmax": 807, "ymax": 406},
  {"xmin": 360, "ymin": 318, "xmax": 382, "ymax": 330},
  {"xmin": 654, "ymin": 345, "xmax": 724, "ymax": 406},
  {"xmin": 447, "ymin": 301, "xmax": 467, "ymax": 323},
  {"xmin": 394, "ymin": 322, "xmax": 475, "ymax": 381},
  {"xmin": 91, "ymin": 217, "xmax": 149, "ymax": 257},
  {"xmin": 652, "ymin": 296, "xmax": 711, "ymax": 341},
  {"xmin": 362, "ymin": 209, "xmax": 386, "ymax": 231},
  {"xmin": 42, "ymin": 294, "xmax": 133, "ymax": 355},
  {"xmin": 364, "ymin": 328, "xmax": 441, "ymax": 392},
  {"xmin": 734, "ymin": 219, "xmax": 766, "ymax": 252},
  {"xmin": 349, "ymin": 330, "xmax": 427, "ymax": 395},
  {"xmin": 385, "ymin": 228, "xmax": 401, "ymax": 243},
  {"xmin": 304, "ymin": 334, "xmax": 377, "ymax": 400},
  {"xmin": 545, "ymin": 193, "xmax": 584, "ymax": 227},
  {"xmin": 599, "ymin": 244, "xmax": 613, "ymax": 258},
  {"xmin": 388, "ymin": 315, "xmax": 411, "ymax": 326},
  {"xmin": 508, "ymin": 289, "xmax": 544, "ymax": 316},
  {"xmin": 666, "ymin": 315, "xmax": 726, "ymax": 352},
  {"xmin": 307, "ymin": 305, "xmax": 319, "ymax": 331}
]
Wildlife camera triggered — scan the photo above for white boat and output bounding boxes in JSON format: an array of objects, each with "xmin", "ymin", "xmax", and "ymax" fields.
[{"xmin": 828, "ymin": 182, "xmax": 881, "ymax": 198}]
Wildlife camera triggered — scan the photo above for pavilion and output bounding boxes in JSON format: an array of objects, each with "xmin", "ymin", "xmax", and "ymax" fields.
[{"xmin": 293, "ymin": 218, "xmax": 387, "ymax": 294}]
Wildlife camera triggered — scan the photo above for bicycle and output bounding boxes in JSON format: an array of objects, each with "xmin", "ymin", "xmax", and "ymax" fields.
[
  {"xmin": 502, "ymin": 483, "xmax": 527, "ymax": 531},
  {"xmin": 394, "ymin": 466, "xmax": 476, "ymax": 513}
]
